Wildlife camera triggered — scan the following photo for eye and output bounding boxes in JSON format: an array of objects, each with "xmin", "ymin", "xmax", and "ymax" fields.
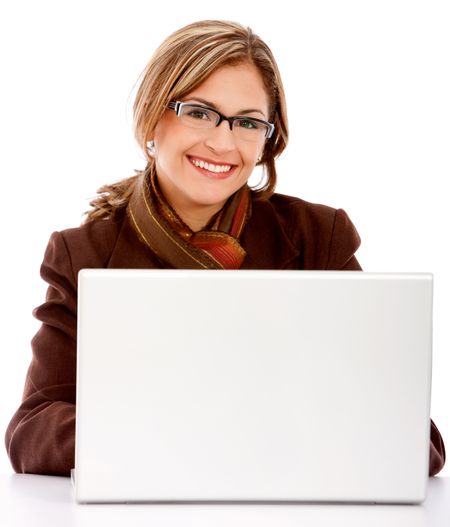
[
  {"xmin": 236, "ymin": 118, "xmax": 259, "ymax": 130},
  {"xmin": 185, "ymin": 107, "xmax": 212, "ymax": 121}
]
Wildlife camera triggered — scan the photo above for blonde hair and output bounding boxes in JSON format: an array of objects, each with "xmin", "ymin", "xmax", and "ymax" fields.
[{"xmin": 86, "ymin": 20, "xmax": 288, "ymax": 222}]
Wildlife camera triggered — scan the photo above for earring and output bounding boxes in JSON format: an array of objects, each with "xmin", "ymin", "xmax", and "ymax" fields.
[{"xmin": 147, "ymin": 140, "xmax": 156, "ymax": 157}]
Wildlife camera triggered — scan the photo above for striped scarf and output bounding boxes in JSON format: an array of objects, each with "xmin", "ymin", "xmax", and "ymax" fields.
[{"xmin": 128, "ymin": 166, "xmax": 251, "ymax": 269}]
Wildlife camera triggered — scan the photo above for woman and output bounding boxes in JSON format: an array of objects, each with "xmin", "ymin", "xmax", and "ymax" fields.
[{"xmin": 5, "ymin": 20, "xmax": 445, "ymax": 476}]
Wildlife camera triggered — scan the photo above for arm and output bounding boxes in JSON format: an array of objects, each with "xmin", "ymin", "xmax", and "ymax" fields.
[
  {"xmin": 326, "ymin": 209, "xmax": 446, "ymax": 476},
  {"xmin": 430, "ymin": 419, "xmax": 446, "ymax": 476},
  {"xmin": 5, "ymin": 232, "xmax": 77, "ymax": 476}
]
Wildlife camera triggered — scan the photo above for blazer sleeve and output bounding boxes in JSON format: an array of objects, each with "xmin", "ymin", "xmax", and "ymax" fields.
[
  {"xmin": 430, "ymin": 419, "xmax": 446, "ymax": 476},
  {"xmin": 4, "ymin": 231, "xmax": 77, "ymax": 476}
]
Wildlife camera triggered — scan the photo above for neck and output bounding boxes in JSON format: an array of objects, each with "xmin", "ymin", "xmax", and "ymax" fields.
[
  {"xmin": 175, "ymin": 204, "xmax": 222, "ymax": 232},
  {"xmin": 154, "ymin": 175, "xmax": 226, "ymax": 232}
]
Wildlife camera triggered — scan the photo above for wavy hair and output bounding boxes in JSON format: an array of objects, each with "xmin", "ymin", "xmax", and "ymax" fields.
[{"xmin": 85, "ymin": 20, "xmax": 288, "ymax": 222}]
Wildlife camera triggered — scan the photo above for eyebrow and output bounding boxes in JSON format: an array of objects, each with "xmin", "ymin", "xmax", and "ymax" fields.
[{"xmin": 185, "ymin": 97, "xmax": 267, "ymax": 118}]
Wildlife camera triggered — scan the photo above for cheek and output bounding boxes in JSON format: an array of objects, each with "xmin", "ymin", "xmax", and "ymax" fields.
[
  {"xmin": 242, "ymin": 145, "xmax": 263, "ymax": 167},
  {"xmin": 153, "ymin": 115, "xmax": 182, "ymax": 152}
]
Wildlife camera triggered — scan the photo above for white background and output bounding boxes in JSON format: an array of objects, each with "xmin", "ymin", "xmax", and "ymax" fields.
[{"xmin": 0, "ymin": 0, "xmax": 448, "ymax": 475}]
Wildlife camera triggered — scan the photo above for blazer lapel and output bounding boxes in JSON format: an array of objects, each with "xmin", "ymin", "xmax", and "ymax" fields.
[
  {"xmin": 106, "ymin": 212, "xmax": 165, "ymax": 269},
  {"xmin": 241, "ymin": 199, "xmax": 299, "ymax": 269}
]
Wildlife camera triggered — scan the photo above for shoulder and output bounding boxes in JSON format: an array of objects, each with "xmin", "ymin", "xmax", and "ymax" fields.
[
  {"xmin": 259, "ymin": 192, "xmax": 351, "ymax": 236},
  {"xmin": 269, "ymin": 191, "xmax": 335, "ymax": 217},
  {"xmin": 45, "ymin": 211, "xmax": 126, "ymax": 274},
  {"xmin": 249, "ymin": 192, "xmax": 361, "ymax": 270}
]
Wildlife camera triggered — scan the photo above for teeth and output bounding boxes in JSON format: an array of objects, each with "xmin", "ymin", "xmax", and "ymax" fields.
[{"xmin": 190, "ymin": 158, "xmax": 232, "ymax": 173}]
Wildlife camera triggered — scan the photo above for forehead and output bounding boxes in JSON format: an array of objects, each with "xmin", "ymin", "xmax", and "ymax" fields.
[{"xmin": 184, "ymin": 63, "xmax": 270, "ymax": 117}]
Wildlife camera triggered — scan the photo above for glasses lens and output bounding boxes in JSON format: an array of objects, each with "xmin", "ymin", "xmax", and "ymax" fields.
[
  {"xmin": 233, "ymin": 118, "xmax": 269, "ymax": 141},
  {"xmin": 178, "ymin": 104, "xmax": 219, "ymax": 128}
]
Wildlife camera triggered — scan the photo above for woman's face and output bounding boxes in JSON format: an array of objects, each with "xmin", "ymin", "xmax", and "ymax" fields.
[{"xmin": 153, "ymin": 62, "xmax": 270, "ymax": 229}]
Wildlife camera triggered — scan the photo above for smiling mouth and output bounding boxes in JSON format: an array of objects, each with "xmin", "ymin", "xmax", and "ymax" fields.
[{"xmin": 188, "ymin": 156, "xmax": 235, "ymax": 175}]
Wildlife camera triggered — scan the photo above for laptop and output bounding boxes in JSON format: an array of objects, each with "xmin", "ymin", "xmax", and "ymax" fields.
[{"xmin": 74, "ymin": 270, "xmax": 433, "ymax": 504}]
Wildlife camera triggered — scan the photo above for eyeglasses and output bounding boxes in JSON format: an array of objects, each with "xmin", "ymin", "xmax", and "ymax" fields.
[{"xmin": 167, "ymin": 101, "xmax": 275, "ymax": 141}]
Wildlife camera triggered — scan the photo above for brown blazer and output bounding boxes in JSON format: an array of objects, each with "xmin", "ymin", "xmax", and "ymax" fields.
[{"xmin": 4, "ymin": 190, "xmax": 446, "ymax": 476}]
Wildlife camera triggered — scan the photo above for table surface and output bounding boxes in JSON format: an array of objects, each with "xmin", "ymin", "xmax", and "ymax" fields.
[{"xmin": 1, "ymin": 473, "xmax": 449, "ymax": 527}]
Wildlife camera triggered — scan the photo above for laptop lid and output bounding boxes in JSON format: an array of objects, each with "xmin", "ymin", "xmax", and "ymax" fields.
[{"xmin": 74, "ymin": 270, "xmax": 432, "ymax": 503}]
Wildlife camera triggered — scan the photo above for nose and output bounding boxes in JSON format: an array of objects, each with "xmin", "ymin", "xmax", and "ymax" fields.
[{"xmin": 204, "ymin": 120, "xmax": 236, "ymax": 154}]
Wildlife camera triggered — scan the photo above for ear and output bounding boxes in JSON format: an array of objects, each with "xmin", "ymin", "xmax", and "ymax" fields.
[{"xmin": 146, "ymin": 140, "xmax": 156, "ymax": 156}]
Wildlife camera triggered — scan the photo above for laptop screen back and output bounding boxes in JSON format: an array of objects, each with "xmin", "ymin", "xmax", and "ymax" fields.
[{"xmin": 75, "ymin": 270, "xmax": 432, "ymax": 503}]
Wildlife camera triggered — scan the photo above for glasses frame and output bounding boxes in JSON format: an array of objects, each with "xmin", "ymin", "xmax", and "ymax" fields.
[{"xmin": 167, "ymin": 101, "xmax": 275, "ymax": 139}]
